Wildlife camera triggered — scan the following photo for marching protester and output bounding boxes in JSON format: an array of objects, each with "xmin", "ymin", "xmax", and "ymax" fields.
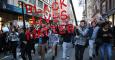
[
  {"xmin": 30, "ymin": 26, "xmax": 36, "ymax": 54},
  {"xmin": 97, "ymin": 21, "xmax": 113, "ymax": 60},
  {"xmin": 19, "ymin": 28, "xmax": 27, "ymax": 60},
  {"xmin": 1, "ymin": 24, "xmax": 10, "ymax": 55},
  {"xmin": 87, "ymin": 20, "xmax": 100, "ymax": 60},
  {"xmin": 8, "ymin": 27, "xmax": 19, "ymax": 60},
  {"xmin": 112, "ymin": 26, "xmax": 115, "ymax": 48},
  {"xmin": 74, "ymin": 20, "xmax": 89, "ymax": 60},
  {"xmin": 0, "ymin": 30, "xmax": 4, "ymax": 53},
  {"xmin": 25, "ymin": 28, "xmax": 32, "ymax": 60},
  {"xmin": 94, "ymin": 22, "xmax": 102, "ymax": 56},
  {"xmin": 38, "ymin": 27, "xmax": 49, "ymax": 60},
  {"xmin": 48, "ymin": 28, "xmax": 59, "ymax": 60},
  {"xmin": 60, "ymin": 25, "xmax": 73, "ymax": 60}
]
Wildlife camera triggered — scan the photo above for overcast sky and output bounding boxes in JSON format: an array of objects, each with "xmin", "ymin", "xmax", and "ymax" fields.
[{"xmin": 72, "ymin": 0, "xmax": 83, "ymax": 21}]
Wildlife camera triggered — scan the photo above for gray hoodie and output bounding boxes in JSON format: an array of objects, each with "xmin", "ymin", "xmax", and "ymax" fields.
[{"xmin": 75, "ymin": 26, "xmax": 89, "ymax": 46}]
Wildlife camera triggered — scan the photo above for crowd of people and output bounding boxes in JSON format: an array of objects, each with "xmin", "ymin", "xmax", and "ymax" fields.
[{"xmin": 0, "ymin": 19, "xmax": 115, "ymax": 60}]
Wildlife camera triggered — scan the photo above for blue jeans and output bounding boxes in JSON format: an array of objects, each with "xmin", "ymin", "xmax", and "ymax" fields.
[{"xmin": 100, "ymin": 43, "xmax": 112, "ymax": 60}]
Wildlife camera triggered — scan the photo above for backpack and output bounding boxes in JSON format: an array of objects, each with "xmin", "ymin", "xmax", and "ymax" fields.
[{"xmin": 8, "ymin": 32, "xmax": 19, "ymax": 42}]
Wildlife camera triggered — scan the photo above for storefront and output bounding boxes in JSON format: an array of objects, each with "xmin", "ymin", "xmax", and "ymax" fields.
[
  {"xmin": 0, "ymin": 11, "xmax": 18, "ymax": 25},
  {"xmin": 114, "ymin": 14, "xmax": 115, "ymax": 26},
  {"xmin": 0, "ymin": 3, "xmax": 30, "ymax": 28},
  {"xmin": 0, "ymin": 17, "xmax": 2, "ymax": 30},
  {"xmin": 108, "ymin": 14, "xmax": 115, "ymax": 26}
]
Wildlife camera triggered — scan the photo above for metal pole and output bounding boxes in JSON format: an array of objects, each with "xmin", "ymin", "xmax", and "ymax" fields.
[
  {"xmin": 21, "ymin": 1, "xmax": 26, "ymax": 32},
  {"xmin": 69, "ymin": 0, "xmax": 78, "ymax": 25},
  {"xmin": 85, "ymin": 0, "xmax": 87, "ymax": 18}
]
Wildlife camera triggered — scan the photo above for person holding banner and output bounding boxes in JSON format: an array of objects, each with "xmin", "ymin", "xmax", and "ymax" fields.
[
  {"xmin": 61, "ymin": 24, "xmax": 74, "ymax": 60},
  {"xmin": 74, "ymin": 20, "xmax": 89, "ymax": 60}
]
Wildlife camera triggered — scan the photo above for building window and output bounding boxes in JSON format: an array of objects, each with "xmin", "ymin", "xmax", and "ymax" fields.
[
  {"xmin": 7, "ymin": 0, "xmax": 19, "ymax": 6},
  {"xmin": 114, "ymin": 14, "xmax": 115, "ymax": 25},
  {"xmin": 102, "ymin": 1, "xmax": 106, "ymax": 14},
  {"xmin": 8, "ymin": 0, "xmax": 14, "ymax": 5},
  {"xmin": 18, "ymin": 1, "xmax": 23, "ymax": 8},
  {"xmin": 106, "ymin": 0, "xmax": 109, "ymax": 11},
  {"xmin": 114, "ymin": 0, "xmax": 115, "ymax": 9},
  {"xmin": 50, "ymin": 7, "xmax": 51, "ymax": 12},
  {"xmin": 38, "ymin": 0, "xmax": 43, "ymax": 9},
  {"xmin": 45, "ymin": 0, "xmax": 49, "ymax": 3},
  {"xmin": 24, "ymin": 0, "xmax": 28, "ymax": 1},
  {"xmin": 112, "ymin": 0, "xmax": 114, "ymax": 9},
  {"xmin": 49, "ymin": 0, "xmax": 52, "ymax": 4},
  {"xmin": 0, "ymin": 17, "xmax": 2, "ymax": 30},
  {"xmin": 96, "ymin": 0, "xmax": 100, "ymax": 10},
  {"xmin": 109, "ymin": 0, "xmax": 112, "ymax": 10},
  {"xmin": 29, "ymin": 0, "xmax": 35, "ymax": 4},
  {"xmin": 109, "ymin": 16, "xmax": 113, "ymax": 26}
]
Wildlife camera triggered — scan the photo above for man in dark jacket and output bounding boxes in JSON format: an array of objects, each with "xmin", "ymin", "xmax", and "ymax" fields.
[
  {"xmin": 19, "ymin": 28, "xmax": 27, "ymax": 60},
  {"xmin": 97, "ymin": 21, "xmax": 113, "ymax": 60},
  {"xmin": 112, "ymin": 26, "xmax": 115, "ymax": 48}
]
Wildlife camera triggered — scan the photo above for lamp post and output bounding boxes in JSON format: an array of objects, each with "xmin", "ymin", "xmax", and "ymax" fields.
[{"xmin": 18, "ymin": 0, "xmax": 26, "ymax": 32}]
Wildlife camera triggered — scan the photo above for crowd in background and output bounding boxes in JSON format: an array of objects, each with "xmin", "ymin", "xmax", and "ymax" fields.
[{"xmin": 0, "ymin": 19, "xmax": 115, "ymax": 60}]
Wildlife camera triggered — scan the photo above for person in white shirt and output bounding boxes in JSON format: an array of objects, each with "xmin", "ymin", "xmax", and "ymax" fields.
[{"xmin": 48, "ymin": 30, "xmax": 59, "ymax": 60}]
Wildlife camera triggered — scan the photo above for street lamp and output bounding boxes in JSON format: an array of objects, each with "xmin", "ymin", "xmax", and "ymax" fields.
[{"xmin": 18, "ymin": 0, "xmax": 26, "ymax": 32}]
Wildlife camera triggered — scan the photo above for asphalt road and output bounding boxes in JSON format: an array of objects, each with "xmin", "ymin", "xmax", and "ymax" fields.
[{"xmin": 0, "ymin": 45, "xmax": 115, "ymax": 60}]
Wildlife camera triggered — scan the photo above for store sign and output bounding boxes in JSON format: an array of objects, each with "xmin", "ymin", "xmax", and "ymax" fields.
[{"xmin": 3, "ymin": 4, "xmax": 26, "ymax": 14}]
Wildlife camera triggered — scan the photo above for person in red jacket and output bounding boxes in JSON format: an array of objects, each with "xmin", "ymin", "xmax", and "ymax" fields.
[
  {"xmin": 25, "ymin": 28, "xmax": 31, "ymax": 41},
  {"xmin": 31, "ymin": 28, "xmax": 37, "ymax": 54}
]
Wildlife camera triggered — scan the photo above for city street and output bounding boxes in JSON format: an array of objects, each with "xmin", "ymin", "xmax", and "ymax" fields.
[
  {"xmin": 0, "ymin": 45, "xmax": 115, "ymax": 60},
  {"xmin": 0, "ymin": 0, "xmax": 115, "ymax": 60}
]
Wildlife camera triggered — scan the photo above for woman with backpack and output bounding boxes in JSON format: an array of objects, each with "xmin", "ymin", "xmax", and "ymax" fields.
[{"xmin": 8, "ymin": 27, "xmax": 19, "ymax": 60}]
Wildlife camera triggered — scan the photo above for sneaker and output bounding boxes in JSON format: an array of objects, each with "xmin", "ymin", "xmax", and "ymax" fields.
[
  {"xmin": 66, "ymin": 56, "xmax": 70, "ymax": 60},
  {"xmin": 11, "ymin": 58, "xmax": 16, "ymax": 60},
  {"xmin": 89, "ymin": 57, "xmax": 92, "ymax": 60},
  {"xmin": 93, "ymin": 54, "xmax": 96, "ymax": 58},
  {"xmin": 96, "ymin": 51, "xmax": 98, "ymax": 56},
  {"xmin": 52, "ymin": 56, "xmax": 55, "ymax": 60},
  {"xmin": 62, "ymin": 57, "xmax": 66, "ymax": 60}
]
